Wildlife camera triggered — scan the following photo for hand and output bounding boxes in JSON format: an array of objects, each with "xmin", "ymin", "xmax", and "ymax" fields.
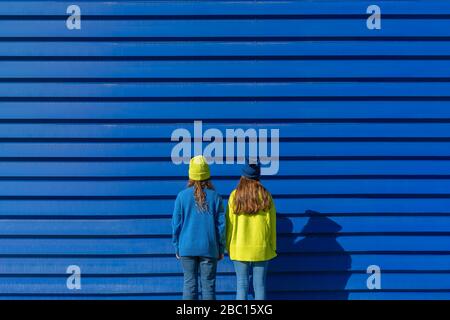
[
  {"xmin": 176, "ymin": 254, "xmax": 180, "ymax": 259},
  {"xmin": 218, "ymin": 254, "xmax": 224, "ymax": 261}
]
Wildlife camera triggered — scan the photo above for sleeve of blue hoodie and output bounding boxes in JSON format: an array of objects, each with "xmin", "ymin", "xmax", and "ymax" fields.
[
  {"xmin": 215, "ymin": 194, "xmax": 226, "ymax": 256},
  {"xmin": 172, "ymin": 193, "xmax": 183, "ymax": 255}
]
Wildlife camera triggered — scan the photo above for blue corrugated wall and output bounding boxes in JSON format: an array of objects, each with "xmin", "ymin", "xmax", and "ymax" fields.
[{"xmin": 0, "ymin": 0, "xmax": 450, "ymax": 299}]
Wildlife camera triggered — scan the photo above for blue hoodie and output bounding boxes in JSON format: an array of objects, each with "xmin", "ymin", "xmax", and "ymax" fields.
[{"xmin": 172, "ymin": 186, "xmax": 225, "ymax": 258}]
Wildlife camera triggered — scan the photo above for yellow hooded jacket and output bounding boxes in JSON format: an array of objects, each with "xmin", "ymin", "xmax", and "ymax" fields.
[{"xmin": 226, "ymin": 190, "xmax": 277, "ymax": 262}]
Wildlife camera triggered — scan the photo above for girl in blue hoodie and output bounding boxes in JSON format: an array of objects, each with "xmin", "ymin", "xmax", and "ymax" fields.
[{"xmin": 172, "ymin": 155, "xmax": 225, "ymax": 300}]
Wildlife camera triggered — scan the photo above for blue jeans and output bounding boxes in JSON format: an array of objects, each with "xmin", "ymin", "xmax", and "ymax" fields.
[
  {"xmin": 233, "ymin": 260, "xmax": 269, "ymax": 300},
  {"xmin": 180, "ymin": 256, "xmax": 217, "ymax": 300}
]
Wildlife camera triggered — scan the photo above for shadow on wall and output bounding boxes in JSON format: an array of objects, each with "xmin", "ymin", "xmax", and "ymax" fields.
[{"xmin": 267, "ymin": 210, "xmax": 352, "ymax": 300}]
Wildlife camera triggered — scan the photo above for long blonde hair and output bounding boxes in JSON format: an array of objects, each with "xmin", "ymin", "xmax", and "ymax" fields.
[
  {"xmin": 233, "ymin": 176, "xmax": 271, "ymax": 214},
  {"xmin": 187, "ymin": 179, "xmax": 215, "ymax": 212}
]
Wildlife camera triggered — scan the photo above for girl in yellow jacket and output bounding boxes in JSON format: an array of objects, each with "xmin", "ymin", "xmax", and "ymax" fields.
[{"xmin": 226, "ymin": 160, "xmax": 276, "ymax": 300}]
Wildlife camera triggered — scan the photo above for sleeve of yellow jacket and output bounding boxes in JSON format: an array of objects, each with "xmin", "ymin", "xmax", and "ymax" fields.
[
  {"xmin": 225, "ymin": 191, "xmax": 235, "ymax": 254},
  {"xmin": 269, "ymin": 199, "xmax": 277, "ymax": 252}
]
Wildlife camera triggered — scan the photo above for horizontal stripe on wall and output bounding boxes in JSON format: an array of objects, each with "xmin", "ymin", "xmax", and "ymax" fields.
[
  {"xmin": 4, "ymin": 142, "xmax": 450, "ymax": 157},
  {"xmin": 2, "ymin": 101, "xmax": 450, "ymax": 120},
  {"xmin": 3, "ymin": 123, "xmax": 450, "ymax": 138},
  {"xmin": 4, "ymin": 60, "xmax": 450, "ymax": 78},
  {"xmin": 0, "ymin": 292, "xmax": 449, "ymax": 300},
  {"xmin": 0, "ymin": 122, "xmax": 340, "ymax": 138},
  {"xmin": 0, "ymin": 217, "xmax": 448, "ymax": 235},
  {"xmin": 4, "ymin": 41, "xmax": 450, "ymax": 57},
  {"xmin": 0, "ymin": 254, "xmax": 448, "ymax": 273},
  {"xmin": 3, "ymin": 20, "xmax": 450, "ymax": 38},
  {"xmin": 0, "ymin": 273, "xmax": 447, "ymax": 293},
  {"xmin": 2, "ymin": 160, "xmax": 450, "ymax": 177},
  {"xmin": 0, "ymin": 236, "xmax": 447, "ymax": 254},
  {"xmin": 2, "ymin": 1, "xmax": 450, "ymax": 16},
  {"xmin": 1, "ymin": 1, "xmax": 450, "ymax": 16},
  {"xmin": 4, "ymin": 83, "xmax": 450, "ymax": 98},
  {"xmin": 5, "ymin": 179, "xmax": 450, "ymax": 196},
  {"xmin": 2, "ymin": 41, "xmax": 450, "ymax": 57},
  {"xmin": 4, "ymin": 198, "xmax": 450, "ymax": 216}
]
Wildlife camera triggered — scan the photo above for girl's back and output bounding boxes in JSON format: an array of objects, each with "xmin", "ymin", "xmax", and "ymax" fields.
[
  {"xmin": 172, "ymin": 155, "xmax": 225, "ymax": 300},
  {"xmin": 226, "ymin": 160, "xmax": 277, "ymax": 300},
  {"xmin": 227, "ymin": 188, "xmax": 276, "ymax": 262},
  {"xmin": 175, "ymin": 186, "xmax": 224, "ymax": 258}
]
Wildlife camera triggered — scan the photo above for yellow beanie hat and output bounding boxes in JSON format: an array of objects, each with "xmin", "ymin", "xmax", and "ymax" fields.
[{"xmin": 189, "ymin": 155, "xmax": 211, "ymax": 181}]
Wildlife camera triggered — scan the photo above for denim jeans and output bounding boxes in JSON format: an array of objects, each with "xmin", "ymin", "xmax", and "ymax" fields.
[
  {"xmin": 180, "ymin": 256, "xmax": 217, "ymax": 300},
  {"xmin": 233, "ymin": 260, "xmax": 269, "ymax": 300}
]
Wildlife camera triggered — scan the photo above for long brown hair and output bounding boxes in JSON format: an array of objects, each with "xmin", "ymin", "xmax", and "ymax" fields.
[
  {"xmin": 233, "ymin": 176, "xmax": 272, "ymax": 214},
  {"xmin": 188, "ymin": 179, "xmax": 215, "ymax": 212}
]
